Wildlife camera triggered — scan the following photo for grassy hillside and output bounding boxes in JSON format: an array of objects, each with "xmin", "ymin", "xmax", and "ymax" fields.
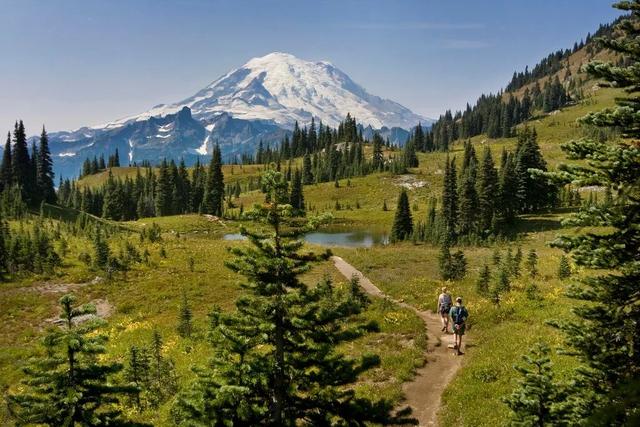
[{"xmin": 1, "ymin": 36, "xmax": 621, "ymax": 425}]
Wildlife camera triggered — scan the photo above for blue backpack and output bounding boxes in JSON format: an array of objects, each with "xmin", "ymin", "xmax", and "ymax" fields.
[{"xmin": 451, "ymin": 306, "xmax": 468, "ymax": 324}]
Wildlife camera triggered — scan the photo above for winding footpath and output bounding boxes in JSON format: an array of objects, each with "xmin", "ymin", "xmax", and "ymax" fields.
[{"xmin": 331, "ymin": 256, "xmax": 463, "ymax": 427}]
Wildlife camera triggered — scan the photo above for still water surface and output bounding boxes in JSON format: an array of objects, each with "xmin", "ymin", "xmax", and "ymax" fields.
[{"xmin": 223, "ymin": 229, "xmax": 389, "ymax": 248}]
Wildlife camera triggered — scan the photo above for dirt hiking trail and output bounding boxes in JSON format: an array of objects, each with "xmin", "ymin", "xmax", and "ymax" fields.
[{"xmin": 331, "ymin": 256, "xmax": 463, "ymax": 427}]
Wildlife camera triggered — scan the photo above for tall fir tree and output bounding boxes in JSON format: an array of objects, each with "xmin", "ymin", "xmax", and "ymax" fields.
[
  {"xmin": 391, "ymin": 188, "xmax": 413, "ymax": 241},
  {"xmin": 302, "ymin": 152, "xmax": 313, "ymax": 185},
  {"xmin": 11, "ymin": 120, "xmax": 33, "ymax": 203},
  {"xmin": 171, "ymin": 170, "xmax": 414, "ymax": 425},
  {"xmin": 102, "ymin": 171, "xmax": 123, "ymax": 220},
  {"xmin": 0, "ymin": 132, "xmax": 12, "ymax": 192},
  {"xmin": 457, "ymin": 166, "xmax": 479, "ymax": 237},
  {"xmin": 499, "ymin": 150, "xmax": 519, "ymax": 223},
  {"xmin": 545, "ymin": 4, "xmax": 640, "ymax": 420},
  {"xmin": 441, "ymin": 156, "xmax": 458, "ymax": 241},
  {"xmin": 515, "ymin": 127, "xmax": 556, "ymax": 212},
  {"xmin": 93, "ymin": 227, "xmax": 110, "ymax": 270},
  {"xmin": 289, "ymin": 169, "xmax": 305, "ymax": 216},
  {"xmin": 202, "ymin": 144, "xmax": 224, "ymax": 216},
  {"xmin": 477, "ymin": 147, "xmax": 499, "ymax": 234},
  {"xmin": 155, "ymin": 159, "xmax": 173, "ymax": 216},
  {"xmin": 372, "ymin": 133, "xmax": 384, "ymax": 170},
  {"xmin": 36, "ymin": 126, "xmax": 56, "ymax": 204}
]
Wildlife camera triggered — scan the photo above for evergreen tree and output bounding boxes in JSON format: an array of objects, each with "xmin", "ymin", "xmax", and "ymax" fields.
[
  {"xmin": 513, "ymin": 246, "xmax": 523, "ymax": 278},
  {"xmin": 499, "ymin": 151, "xmax": 519, "ymax": 223},
  {"xmin": 476, "ymin": 263, "xmax": 491, "ymax": 296},
  {"xmin": 493, "ymin": 248, "xmax": 502, "ymax": 266},
  {"xmin": 450, "ymin": 250, "xmax": 467, "ymax": 280},
  {"xmin": 441, "ymin": 156, "xmax": 458, "ymax": 240},
  {"xmin": 504, "ymin": 343, "xmax": 569, "ymax": 426},
  {"xmin": 289, "ymin": 169, "xmax": 305, "ymax": 216},
  {"xmin": 302, "ymin": 152, "xmax": 313, "ymax": 185},
  {"xmin": 372, "ymin": 133, "xmax": 384, "ymax": 170},
  {"xmin": 515, "ymin": 127, "xmax": 556, "ymax": 212},
  {"xmin": 413, "ymin": 123, "xmax": 425, "ymax": 151},
  {"xmin": 496, "ymin": 264, "xmax": 511, "ymax": 293},
  {"xmin": 391, "ymin": 188, "xmax": 413, "ymax": 241},
  {"xmin": 557, "ymin": 254, "xmax": 571, "ymax": 279},
  {"xmin": 102, "ymin": 171, "xmax": 123, "ymax": 220},
  {"xmin": 202, "ymin": 145, "xmax": 224, "ymax": 216},
  {"xmin": 439, "ymin": 240, "xmax": 452, "ymax": 281},
  {"xmin": 402, "ymin": 139, "xmax": 419, "ymax": 168},
  {"xmin": 544, "ymin": 5, "xmax": 640, "ymax": 420},
  {"xmin": 147, "ymin": 329, "xmax": 178, "ymax": 407},
  {"xmin": 457, "ymin": 166, "xmax": 479, "ymax": 236},
  {"xmin": 526, "ymin": 249, "xmax": 538, "ymax": 278},
  {"xmin": 155, "ymin": 159, "xmax": 173, "ymax": 216},
  {"xmin": 171, "ymin": 170, "xmax": 413, "ymax": 425},
  {"xmin": 124, "ymin": 345, "xmax": 151, "ymax": 409},
  {"xmin": 93, "ymin": 228, "xmax": 110, "ymax": 270},
  {"xmin": 36, "ymin": 126, "xmax": 56, "ymax": 204},
  {"xmin": 7, "ymin": 294, "xmax": 141, "ymax": 426},
  {"xmin": 1, "ymin": 132, "xmax": 12, "ymax": 192},
  {"xmin": 177, "ymin": 289, "xmax": 193, "ymax": 338},
  {"xmin": 477, "ymin": 147, "xmax": 499, "ymax": 233},
  {"xmin": 11, "ymin": 120, "xmax": 33, "ymax": 203}
]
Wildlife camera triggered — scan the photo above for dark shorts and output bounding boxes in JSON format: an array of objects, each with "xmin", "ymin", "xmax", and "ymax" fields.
[
  {"xmin": 453, "ymin": 323, "xmax": 466, "ymax": 335},
  {"xmin": 440, "ymin": 306, "xmax": 451, "ymax": 316}
]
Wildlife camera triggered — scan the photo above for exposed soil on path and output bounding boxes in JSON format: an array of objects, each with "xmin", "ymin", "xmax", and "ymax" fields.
[
  {"xmin": 46, "ymin": 298, "xmax": 114, "ymax": 326},
  {"xmin": 331, "ymin": 256, "xmax": 463, "ymax": 427}
]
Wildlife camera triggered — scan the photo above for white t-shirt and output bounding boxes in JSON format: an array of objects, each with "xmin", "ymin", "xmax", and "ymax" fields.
[{"xmin": 438, "ymin": 293, "xmax": 452, "ymax": 308}]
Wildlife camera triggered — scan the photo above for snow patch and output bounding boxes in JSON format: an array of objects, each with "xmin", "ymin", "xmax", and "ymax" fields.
[
  {"xmin": 128, "ymin": 139, "xmax": 134, "ymax": 163},
  {"xmin": 158, "ymin": 123, "xmax": 174, "ymax": 132},
  {"xmin": 197, "ymin": 135, "xmax": 210, "ymax": 155}
]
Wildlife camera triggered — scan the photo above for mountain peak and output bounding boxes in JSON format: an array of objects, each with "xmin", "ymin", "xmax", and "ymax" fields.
[
  {"xmin": 189, "ymin": 52, "xmax": 428, "ymax": 129},
  {"xmin": 94, "ymin": 52, "xmax": 429, "ymax": 131},
  {"xmin": 47, "ymin": 51, "xmax": 429, "ymax": 177}
]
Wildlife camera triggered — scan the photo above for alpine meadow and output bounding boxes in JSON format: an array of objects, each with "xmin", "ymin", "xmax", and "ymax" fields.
[{"xmin": 1, "ymin": 1, "xmax": 639, "ymax": 426}]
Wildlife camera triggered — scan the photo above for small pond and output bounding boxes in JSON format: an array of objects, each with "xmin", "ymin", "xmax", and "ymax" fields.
[{"xmin": 223, "ymin": 229, "xmax": 389, "ymax": 248}]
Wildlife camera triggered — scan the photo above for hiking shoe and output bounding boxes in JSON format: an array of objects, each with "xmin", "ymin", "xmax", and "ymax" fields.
[{"xmin": 457, "ymin": 350, "xmax": 464, "ymax": 356}]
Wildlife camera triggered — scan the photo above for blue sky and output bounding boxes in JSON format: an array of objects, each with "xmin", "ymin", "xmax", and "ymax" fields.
[{"xmin": 0, "ymin": 0, "xmax": 622, "ymax": 132}]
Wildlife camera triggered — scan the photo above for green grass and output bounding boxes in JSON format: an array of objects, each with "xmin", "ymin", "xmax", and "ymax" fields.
[
  {"xmin": 331, "ymin": 211, "xmax": 589, "ymax": 426},
  {"xmin": 0, "ymin": 217, "xmax": 425, "ymax": 425},
  {"xmin": 0, "ymin": 82, "xmax": 621, "ymax": 425}
]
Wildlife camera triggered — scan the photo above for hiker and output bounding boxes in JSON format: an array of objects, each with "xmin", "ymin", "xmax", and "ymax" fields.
[
  {"xmin": 449, "ymin": 297, "xmax": 468, "ymax": 356},
  {"xmin": 437, "ymin": 286, "xmax": 453, "ymax": 332}
]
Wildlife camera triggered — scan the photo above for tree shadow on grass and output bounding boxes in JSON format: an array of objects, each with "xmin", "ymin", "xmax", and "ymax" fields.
[{"xmin": 511, "ymin": 211, "xmax": 572, "ymax": 235}]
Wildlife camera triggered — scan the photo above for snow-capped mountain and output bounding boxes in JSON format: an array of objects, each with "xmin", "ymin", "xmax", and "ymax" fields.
[
  {"xmin": 45, "ymin": 52, "xmax": 431, "ymax": 178},
  {"xmin": 97, "ymin": 52, "xmax": 428, "ymax": 130}
]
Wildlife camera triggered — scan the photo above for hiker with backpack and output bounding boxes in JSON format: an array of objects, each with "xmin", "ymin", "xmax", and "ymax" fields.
[
  {"xmin": 437, "ymin": 286, "xmax": 453, "ymax": 332},
  {"xmin": 449, "ymin": 297, "xmax": 468, "ymax": 356}
]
